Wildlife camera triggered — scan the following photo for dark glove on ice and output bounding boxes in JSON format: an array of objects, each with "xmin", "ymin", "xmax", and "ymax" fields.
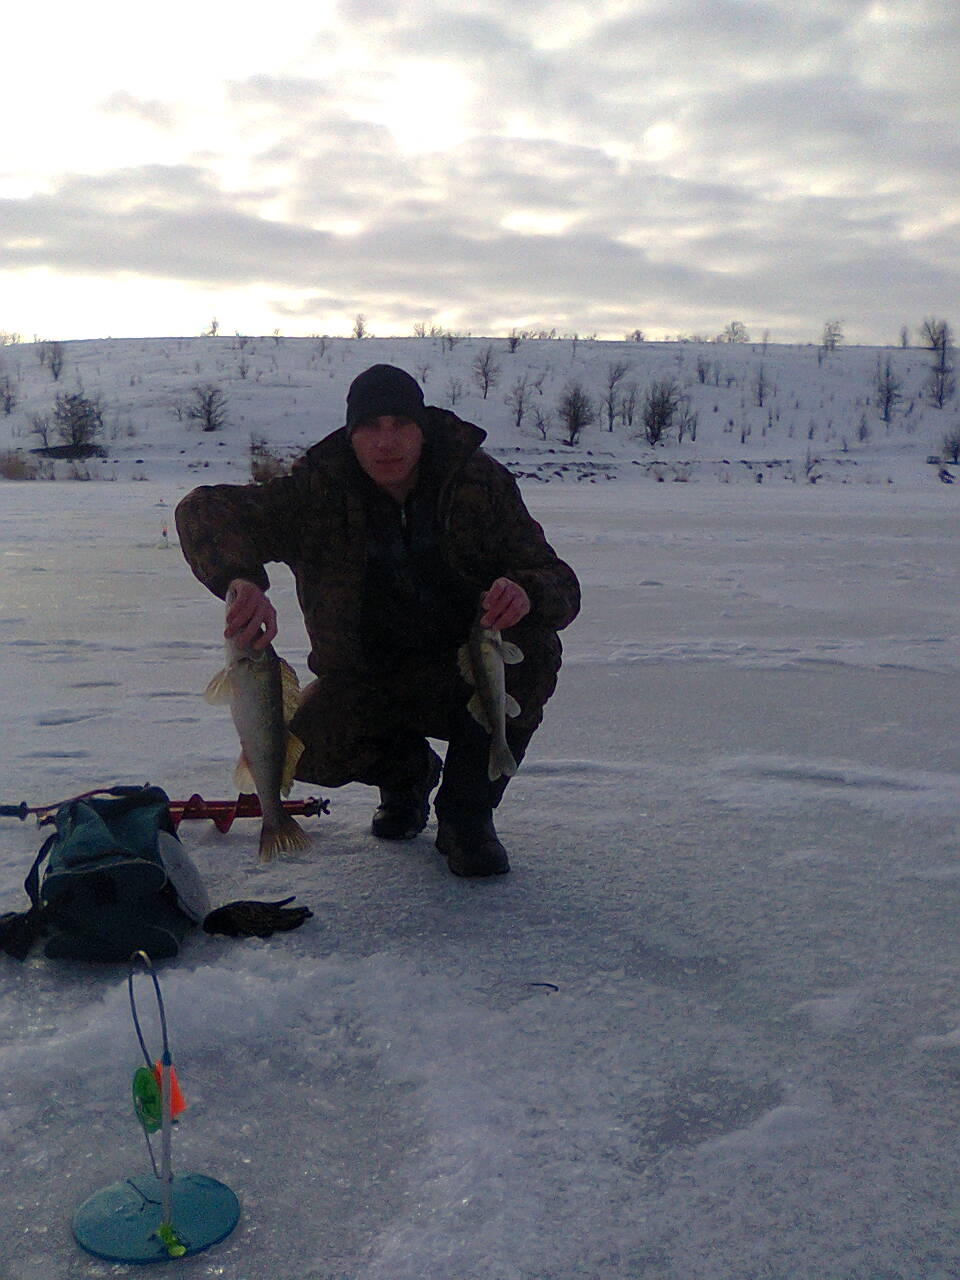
[
  {"xmin": 0, "ymin": 907, "xmax": 43, "ymax": 961},
  {"xmin": 202, "ymin": 896, "xmax": 313, "ymax": 939}
]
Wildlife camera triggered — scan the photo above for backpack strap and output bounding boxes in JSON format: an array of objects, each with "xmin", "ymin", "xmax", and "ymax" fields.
[{"xmin": 0, "ymin": 830, "xmax": 57, "ymax": 960}]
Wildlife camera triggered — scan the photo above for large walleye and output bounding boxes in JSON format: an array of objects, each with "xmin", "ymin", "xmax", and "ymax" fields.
[
  {"xmin": 204, "ymin": 588, "xmax": 310, "ymax": 861},
  {"xmin": 457, "ymin": 616, "xmax": 524, "ymax": 781}
]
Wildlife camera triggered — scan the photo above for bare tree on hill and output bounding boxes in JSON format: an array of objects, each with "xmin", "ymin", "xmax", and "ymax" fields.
[
  {"xmin": 720, "ymin": 321, "xmax": 749, "ymax": 344},
  {"xmin": 875, "ymin": 357, "xmax": 901, "ymax": 424},
  {"xmin": 922, "ymin": 319, "xmax": 955, "ymax": 408},
  {"xmin": 472, "ymin": 345, "xmax": 501, "ymax": 399},
  {"xmin": 505, "ymin": 375, "xmax": 530, "ymax": 429},
  {"xmin": 920, "ymin": 318, "xmax": 951, "ymax": 353},
  {"xmin": 189, "ymin": 384, "xmax": 228, "ymax": 432},
  {"xmin": 821, "ymin": 320, "xmax": 844, "ymax": 353},
  {"xmin": 54, "ymin": 393, "xmax": 105, "ymax": 452},
  {"xmin": 1, "ymin": 375, "xmax": 17, "ymax": 415},
  {"xmin": 941, "ymin": 426, "xmax": 960, "ymax": 464},
  {"xmin": 558, "ymin": 383, "xmax": 595, "ymax": 445},
  {"xmin": 640, "ymin": 379, "xmax": 683, "ymax": 446},
  {"xmin": 602, "ymin": 362, "xmax": 630, "ymax": 431}
]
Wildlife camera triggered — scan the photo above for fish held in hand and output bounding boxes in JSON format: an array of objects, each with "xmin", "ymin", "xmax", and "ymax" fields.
[
  {"xmin": 458, "ymin": 619, "xmax": 524, "ymax": 781},
  {"xmin": 205, "ymin": 593, "xmax": 310, "ymax": 861}
]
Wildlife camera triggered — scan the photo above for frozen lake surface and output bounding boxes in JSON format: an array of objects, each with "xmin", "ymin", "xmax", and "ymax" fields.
[{"xmin": 2, "ymin": 473, "xmax": 959, "ymax": 1279}]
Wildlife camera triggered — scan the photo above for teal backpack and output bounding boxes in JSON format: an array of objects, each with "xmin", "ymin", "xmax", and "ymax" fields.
[{"xmin": 2, "ymin": 786, "xmax": 207, "ymax": 962}]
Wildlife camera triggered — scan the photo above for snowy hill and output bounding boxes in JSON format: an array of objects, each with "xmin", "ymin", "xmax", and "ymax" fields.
[{"xmin": 0, "ymin": 334, "xmax": 956, "ymax": 488}]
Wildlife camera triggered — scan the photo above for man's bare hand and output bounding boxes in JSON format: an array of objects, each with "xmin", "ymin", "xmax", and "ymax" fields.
[
  {"xmin": 480, "ymin": 577, "xmax": 531, "ymax": 631},
  {"xmin": 225, "ymin": 579, "xmax": 277, "ymax": 650}
]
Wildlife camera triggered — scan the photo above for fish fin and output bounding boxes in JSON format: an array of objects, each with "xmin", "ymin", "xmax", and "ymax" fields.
[
  {"xmin": 457, "ymin": 643, "xmax": 476, "ymax": 686},
  {"xmin": 233, "ymin": 753, "xmax": 256, "ymax": 794},
  {"xmin": 488, "ymin": 742, "xmax": 519, "ymax": 782},
  {"xmin": 504, "ymin": 694, "xmax": 521, "ymax": 719},
  {"xmin": 259, "ymin": 812, "xmax": 311, "ymax": 863},
  {"xmin": 278, "ymin": 657, "xmax": 301, "ymax": 723},
  {"xmin": 501, "ymin": 642, "xmax": 524, "ymax": 665},
  {"xmin": 280, "ymin": 732, "xmax": 305, "ymax": 796},
  {"xmin": 204, "ymin": 668, "xmax": 233, "ymax": 704},
  {"xmin": 466, "ymin": 692, "xmax": 493, "ymax": 733}
]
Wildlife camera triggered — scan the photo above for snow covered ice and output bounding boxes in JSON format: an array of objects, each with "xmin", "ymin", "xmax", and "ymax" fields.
[{"xmin": 1, "ymin": 337, "xmax": 959, "ymax": 1279}]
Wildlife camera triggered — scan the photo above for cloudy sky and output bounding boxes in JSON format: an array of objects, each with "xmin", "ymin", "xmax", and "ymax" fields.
[{"xmin": 2, "ymin": 0, "xmax": 957, "ymax": 344}]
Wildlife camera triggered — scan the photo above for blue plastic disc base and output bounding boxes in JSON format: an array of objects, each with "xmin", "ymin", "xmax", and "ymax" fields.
[{"xmin": 73, "ymin": 1172, "xmax": 240, "ymax": 1264}]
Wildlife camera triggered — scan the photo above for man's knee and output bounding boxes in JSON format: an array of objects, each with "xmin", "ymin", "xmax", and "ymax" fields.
[
  {"xmin": 289, "ymin": 675, "xmax": 379, "ymax": 785},
  {"xmin": 289, "ymin": 671, "xmax": 446, "ymax": 787}
]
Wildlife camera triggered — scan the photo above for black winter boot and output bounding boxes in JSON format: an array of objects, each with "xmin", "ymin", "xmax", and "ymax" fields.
[
  {"xmin": 433, "ymin": 709, "xmax": 519, "ymax": 875},
  {"xmin": 435, "ymin": 814, "xmax": 510, "ymax": 877},
  {"xmin": 371, "ymin": 745, "xmax": 443, "ymax": 840}
]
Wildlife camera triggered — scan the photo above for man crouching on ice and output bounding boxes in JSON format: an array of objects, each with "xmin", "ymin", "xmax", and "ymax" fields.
[{"xmin": 175, "ymin": 364, "xmax": 580, "ymax": 876}]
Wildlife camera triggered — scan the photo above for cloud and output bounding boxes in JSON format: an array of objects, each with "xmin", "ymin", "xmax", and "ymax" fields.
[
  {"xmin": 0, "ymin": 0, "xmax": 957, "ymax": 341},
  {"xmin": 100, "ymin": 92, "xmax": 177, "ymax": 131},
  {"xmin": 0, "ymin": 165, "xmax": 323, "ymax": 280}
]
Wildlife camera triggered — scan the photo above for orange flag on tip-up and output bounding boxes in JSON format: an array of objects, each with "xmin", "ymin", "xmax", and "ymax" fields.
[{"xmin": 152, "ymin": 1061, "xmax": 188, "ymax": 1118}]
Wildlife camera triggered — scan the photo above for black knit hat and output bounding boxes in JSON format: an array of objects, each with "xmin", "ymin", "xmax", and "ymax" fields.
[{"xmin": 345, "ymin": 364, "xmax": 426, "ymax": 435}]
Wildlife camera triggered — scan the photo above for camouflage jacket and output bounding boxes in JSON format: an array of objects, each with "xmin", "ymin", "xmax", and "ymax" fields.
[{"xmin": 175, "ymin": 409, "xmax": 581, "ymax": 677}]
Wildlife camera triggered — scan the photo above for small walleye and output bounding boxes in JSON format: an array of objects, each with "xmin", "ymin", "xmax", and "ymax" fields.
[
  {"xmin": 204, "ymin": 588, "xmax": 310, "ymax": 861},
  {"xmin": 458, "ymin": 617, "xmax": 524, "ymax": 781}
]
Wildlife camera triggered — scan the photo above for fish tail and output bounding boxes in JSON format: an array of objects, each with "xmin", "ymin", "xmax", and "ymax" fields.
[
  {"xmin": 488, "ymin": 741, "xmax": 518, "ymax": 782},
  {"xmin": 258, "ymin": 812, "xmax": 311, "ymax": 863}
]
